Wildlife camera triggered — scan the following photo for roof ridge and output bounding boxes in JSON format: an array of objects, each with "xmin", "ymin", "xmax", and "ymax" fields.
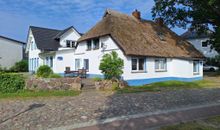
[
  {"xmin": 30, "ymin": 26, "xmax": 61, "ymax": 31},
  {"xmin": 0, "ymin": 35, "xmax": 25, "ymax": 44}
]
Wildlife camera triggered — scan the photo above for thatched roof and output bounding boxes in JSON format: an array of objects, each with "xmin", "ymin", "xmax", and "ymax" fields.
[{"xmin": 78, "ymin": 9, "xmax": 204, "ymax": 59}]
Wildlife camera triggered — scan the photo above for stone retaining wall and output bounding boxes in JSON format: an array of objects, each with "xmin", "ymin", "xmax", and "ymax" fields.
[{"xmin": 26, "ymin": 77, "xmax": 82, "ymax": 91}]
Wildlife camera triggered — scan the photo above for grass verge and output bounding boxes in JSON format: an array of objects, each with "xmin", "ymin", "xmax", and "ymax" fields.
[
  {"xmin": 0, "ymin": 90, "xmax": 81, "ymax": 99},
  {"xmin": 117, "ymin": 79, "xmax": 219, "ymax": 93},
  {"xmin": 161, "ymin": 116, "xmax": 220, "ymax": 130}
]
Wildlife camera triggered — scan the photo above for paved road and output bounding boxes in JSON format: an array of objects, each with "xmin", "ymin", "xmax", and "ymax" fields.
[
  {"xmin": 73, "ymin": 103, "xmax": 220, "ymax": 130},
  {"xmin": 1, "ymin": 89, "xmax": 220, "ymax": 130}
]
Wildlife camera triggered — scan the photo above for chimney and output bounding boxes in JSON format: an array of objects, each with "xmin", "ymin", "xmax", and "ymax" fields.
[
  {"xmin": 155, "ymin": 18, "xmax": 164, "ymax": 26},
  {"xmin": 132, "ymin": 9, "xmax": 141, "ymax": 20}
]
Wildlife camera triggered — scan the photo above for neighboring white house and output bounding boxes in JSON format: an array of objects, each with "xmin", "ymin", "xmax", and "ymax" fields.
[
  {"xmin": 181, "ymin": 30, "xmax": 218, "ymax": 58},
  {"xmin": 75, "ymin": 9, "xmax": 205, "ymax": 86},
  {"xmin": 27, "ymin": 9, "xmax": 205, "ymax": 86},
  {"xmin": 26, "ymin": 26, "xmax": 81, "ymax": 74},
  {"xmin": 0, "ymin": 35, "xmax": 25, "ymax": 69}
]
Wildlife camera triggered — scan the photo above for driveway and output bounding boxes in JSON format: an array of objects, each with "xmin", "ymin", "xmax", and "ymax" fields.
[{"xmin": 1, "ymin": 89, "xmax": 220, "ymax": 130}]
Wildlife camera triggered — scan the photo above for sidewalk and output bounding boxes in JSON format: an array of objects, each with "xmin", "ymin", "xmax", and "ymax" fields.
[{"xmin": 72, "ymin": 103, "xmax": 220, "ymax": 130}]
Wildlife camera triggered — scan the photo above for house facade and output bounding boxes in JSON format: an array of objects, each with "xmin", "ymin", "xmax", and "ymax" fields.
[
  {"xmin": 181, "ymin": 30, "xmax": 218, "ymax": 58},
  {"xmin": 75, "ymin": 9, "xmax": 204, "ymax": 86},
  {"xmin": 0, "ymin": 35, "xmax": 25, "ymax": 69},
  {"xmin": 26, "ymin": 26, "xmax": 81, "ymax": 73},
  {"xmin": 27, "ymin": 9, "xmax": 205, "ymax": 86}
]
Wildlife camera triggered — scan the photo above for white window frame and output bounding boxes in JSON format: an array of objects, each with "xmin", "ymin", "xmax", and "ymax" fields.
[
  {"xmin": 75, "ymin": 59, "xmax": 81, "ymax": 70},
  {"xmin": 131, "ymin": 58, "xmax": 146, "ymax": 73},
  {"xmin": 193, "ymin": 60, "xmax": 200, "ymax": 74},
  {"xmin": 83, "ymin": 59, "xmax": 89, "ymax": 71},
  {"xmin": 155, "ymin": 58, "xmax": 167, "ymax": 72}
]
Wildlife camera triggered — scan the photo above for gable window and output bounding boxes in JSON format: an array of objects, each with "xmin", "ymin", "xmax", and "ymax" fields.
[
  {"xmin": 155, "ymin": 58, "xmax": 167, "ymax": 72},
  {"xmin": 202, "ymin": 41, "xmax": 208, "ymax": 47},
  {"xmin": 93, "ymin": 38, "xmax": 100, "ymax": 50},
  {"xmin": 83, "ymin": 59, "xmax": 89, "ymax": 70},
  {"xmin": 157, "ymin": 32, "xmax": 165, "ymax": 41},
  {"xmin": 66, "ymin": 40, "xmax": 71, "ymax": 47},
  {"xmin": 193, "ymin": 60, "xmax": 200, "ymax": 74},
  {"xmin": 66, "ymin": 40, "xmax": 76, "ymax": 48},
  {"xmin": 87, "ymin": 40, "xmax": 92, "ymax": 51},
  {"xmin": 131, "ymin": 58, "xmax": 146, "ymax": 72}
]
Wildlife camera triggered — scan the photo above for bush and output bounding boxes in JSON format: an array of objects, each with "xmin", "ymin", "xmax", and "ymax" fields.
[
  {"xmin": 10, "ymin": 60, "xmax": 28, "ymax": 72},
  {"xmin": 93, "ymin": 77, "xmax": 102, "ymax": 82},
  {"xmin": 49, "ymin": 73, "xmax": 62, "ymax": 78},
  {"xmin": 36, "ymin": 65, "xmax": 53, "ymax": 78},
  {"xmin": 99, "ymin": 51, "xmax": 124, "ymax": 79},
  {"xmin": 0, "ymin": 73, "xmax": 25, "ymax": 93},
  {"xmin": 206, "ymin": 55, "xmax": 220, "ymax": 67}
]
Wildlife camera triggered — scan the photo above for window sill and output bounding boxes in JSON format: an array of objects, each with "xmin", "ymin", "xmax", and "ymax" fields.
[
  {"xmin": 131, "ymin": 71, "xmax": 147, "ymax": 73},
  {"xmin": 86, "ymin": 49, "xmax": 92, "ymax": 51},
  {"xmin": 93, "ymin": 48, "xmax": 99, "ymax": 50},
  {"xmin": 155, "ymin": 70, "xmax": 167, "ymax": 72},
  {"xmin": 193, "ymin": 72, "xmax": 200, "ymax": 75}
]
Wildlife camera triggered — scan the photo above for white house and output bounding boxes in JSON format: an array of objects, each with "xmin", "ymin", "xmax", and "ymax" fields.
[
  {"xmin": 26, "ymin": 26, "xmax": 81, "ymax": 74},
  {"xmin": 181, "ymin": 30, "xmax": 218, "ymax": 58},
  {"xmin": 75, "ymin": 9, "xmax": 205, "ymax": 86},
  {"xmin": 0, "ymin": 35, "xmax": 25, "ymax": 69}
]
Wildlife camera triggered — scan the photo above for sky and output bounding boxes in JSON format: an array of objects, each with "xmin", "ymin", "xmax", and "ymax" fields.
[{"xmin": 0, "ymin": 0, "xmax": 186, "ymax": 42}]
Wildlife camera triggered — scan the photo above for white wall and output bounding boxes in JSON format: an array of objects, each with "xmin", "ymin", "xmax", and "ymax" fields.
[
  {"xmin": 75, "ymin": 36, "xmax": 203, "ymax": 81},
  {"xmin": 188, "ymin": 38, "xmax": 218, "ymax": 58},
  {"xmin": 0, "ymin": 37, "xmax": 23, "ymax": 69}
]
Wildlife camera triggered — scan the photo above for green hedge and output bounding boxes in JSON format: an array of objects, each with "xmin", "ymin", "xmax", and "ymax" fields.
[
  {"xmin": 0, "ymin": 73, "xmax": 25, "ymax": 93},
  {"xmin": 36, "ymin": 65, "xmax": 53, "ymax": 78}
]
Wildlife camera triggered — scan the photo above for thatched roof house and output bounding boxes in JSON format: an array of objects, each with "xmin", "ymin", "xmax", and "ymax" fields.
[{"xmin": 78, "ymin": 9, "xmax": 204, "ymax": 59}]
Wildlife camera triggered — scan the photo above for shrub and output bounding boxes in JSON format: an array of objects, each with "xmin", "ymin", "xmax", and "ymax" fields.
[
  {"xmin": 49, "ymin": 73, "xmax": 62, "ymax": 78},
  {"xmin": 99, "ymin": 51, "xmax": 124, "ymax": 79},
  {"xmin": 10, "ymin": 60, "xmax": 28, "ymax": 72},
  {"xmin": 93, "ymin": 77, "xmax": 102, "ymax": 82},
  {"xmin": 36, "ymin": 65, "xmax": 53, "ymax": 78},
  {"xmin": 0, "ymin": 73, "xmax": 25, "ymax": 93}
]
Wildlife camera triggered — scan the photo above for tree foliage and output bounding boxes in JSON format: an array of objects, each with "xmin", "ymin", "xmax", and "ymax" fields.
[
  {"xmin": 99, "ymin": 51, "xmax": 124, "ymax": 80},
  {"xmin": 36, "ymin": 65, "xmax": 53, "ymax": 78},
  {"xmin": 152, "ymin": 0, "xmax": 220, "ymax": 53}
]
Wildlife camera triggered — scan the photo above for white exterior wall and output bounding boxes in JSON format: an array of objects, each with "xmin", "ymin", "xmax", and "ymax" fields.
[
  {"xmin": 187, "ymin": 38, "xmax": 218, "ymax": 58},
  {"xmin": 75, "ymin": 36, "xmax": 203, "ymax": 83},
  {"xmin": 0, "ymin": 37, "xmax": 23, "ymax": 69}
]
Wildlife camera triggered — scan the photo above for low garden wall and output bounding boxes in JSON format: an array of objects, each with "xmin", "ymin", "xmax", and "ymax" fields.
[
  {"xmin": 94, "ymin": 79, "xmax": 128, "ymax": 90},
  {"xmin": 26, "ymin": 77, "xmax": 82, "ymax": 91}
]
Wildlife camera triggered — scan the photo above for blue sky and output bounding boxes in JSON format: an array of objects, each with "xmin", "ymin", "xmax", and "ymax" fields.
[{"xmin": 0, "ymin": 0, "xmax": 186, "ymax": 42}]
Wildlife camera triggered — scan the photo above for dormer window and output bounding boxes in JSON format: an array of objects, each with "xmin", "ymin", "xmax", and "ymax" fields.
[
  {"xmin": 66, "ymin": 40, "xmax": 76, "ymax": 48},
  {"xmin": 87, "ymin": 40, "xmax": 92, "ymax": 51},
  {"xmin": 157, "ymin": 32, "xmax": 165, "ymax": 41},
  {"xmin": 93, "ymin": 38, "xmax": 100, "ymax": 50}
]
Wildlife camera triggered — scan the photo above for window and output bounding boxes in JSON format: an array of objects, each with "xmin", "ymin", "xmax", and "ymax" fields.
[
  {"xmin": 87, "ymin": 40, "xmax": 92, "ymax": 50},
  {"xmin": 202, "ymin": 41, "xmax": 208, "ymax": 47},
  {"xmin": 93, "ymin": 38, "xmax": 100, "ymax": 50},
  {"xmin": 50, "ymin": 56, "xmax": 53, "ymax": 68},
  {"xmin": 84, "ymin": 59, "xmax": 89, "ymax": 70},
  {"xmin": 131, "ymin": 58, "xmax": 145, "ymax": 72},
  {"xmin": 66, "ymin": 40, "xmax": 71, "ymax": 47},
  {"xmin": 155, "ymin": 58, "xmax": 167, "ymax": 72},
  {"xmin": 193, "ymin": 60, "xmax": 200, "ymax": 74},
  {"xmin": 157, "ymin": 32, "xmax": 165, "ymax": 41},
  {"xmin": 75, "ymin": 59, "xmax": 81, "ymax": 70}
]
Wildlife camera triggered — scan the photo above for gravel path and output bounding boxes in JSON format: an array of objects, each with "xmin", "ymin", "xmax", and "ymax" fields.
[{"xmin": 1, "ymin": 89, "xmax": 220, "ymax": 130}]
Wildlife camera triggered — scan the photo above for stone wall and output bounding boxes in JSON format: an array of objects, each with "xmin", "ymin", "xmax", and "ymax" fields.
[
  {"xmin": 95, "ymin": 79, "xmax": 128, "ymax": 90},
  {"xmin": 26, "ymin": 77, "xmax": 82, "ymax": 91}
]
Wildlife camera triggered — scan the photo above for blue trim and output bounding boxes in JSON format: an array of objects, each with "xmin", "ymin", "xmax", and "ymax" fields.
[
  {"xmin": 126, "ymin": 77, "xmax": 203, "ymax": 86},
  {"xmin": 57, "ymin": 73, "xmax": 104, "ymax": 79}
]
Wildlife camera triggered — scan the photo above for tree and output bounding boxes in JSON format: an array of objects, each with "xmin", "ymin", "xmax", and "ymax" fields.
[
  {"xmin": 36, "ymin": 65, "xmax": 53, "ymax": 78},
  {"xmin": 152, "ymin": 0, "xmax": 220, "ymax": 53},
  {"xmin": 99, "ymin": 51, "xmax": 124, "ymax": 80}
]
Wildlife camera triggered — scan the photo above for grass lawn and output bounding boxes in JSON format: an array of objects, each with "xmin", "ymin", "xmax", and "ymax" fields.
[
  {"xmin": 0, "ymin": 90, "xmax": 81, "ymax": 99},
  {"xmin": 117, "ymin": 75, "xmax": 220, "ymax": 93},
  {"xmin": 161, "ymin": 116, "xmax": 220, "ymax": 130}
]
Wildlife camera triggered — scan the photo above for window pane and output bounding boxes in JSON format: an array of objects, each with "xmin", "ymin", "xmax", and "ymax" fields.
[
  {"xmin": 193, "ymin": 61, "xmax": 199, "ymax": 73},
  {"xmin": 138, "ymin": 58, "xmax": 145, "ymax": 70},
  {"xmin": 66, "ymin": 40, "xmax": 71, "ymax": 47},
  {"xmin": 87, "ymin": 40, "xmax": 92, "ymax": 50},
  {"xmin": 132, "ymin": 59, "xmax": 137, "ymax": 70},
  {"xmin": 84, "ymin": 59, "xmax": 89, "ymax": 70},
  {"xmin": 93, "ymin": 38, "xmax": 99, "ymax": 49},
  {"xmin": 50, "ymin": 57, "xmax": 53, "ymax": 68},
  {"xmin": 75, "ymin": 59, "xmax": 80, "ymax": 70},
  {"xmin": 155, "ymin": 60, "xmax": 159, "ymax": 70}
]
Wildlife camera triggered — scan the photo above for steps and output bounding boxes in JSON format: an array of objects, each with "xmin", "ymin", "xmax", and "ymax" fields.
[{"xmin": 81, "ymin": 79, "xmax": 96, "ymax": 91}]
